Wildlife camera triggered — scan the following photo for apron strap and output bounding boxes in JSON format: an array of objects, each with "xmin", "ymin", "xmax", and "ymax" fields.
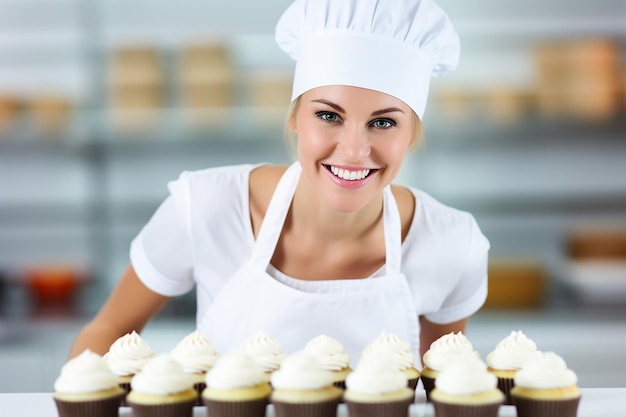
[
  {"xmin": 252, "ymin": 161, "xmax": 403, "ymax": 275},
  {"xmin": 383, "ymin": 185, "xmax": 402, "ymax": 274},
  {"xmin": 251, "ymin": 162, "xmax": 302, "ymax": 266}
]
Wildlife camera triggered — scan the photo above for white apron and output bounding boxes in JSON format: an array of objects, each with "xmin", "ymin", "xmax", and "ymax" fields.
[{"xmin": 198, "ymin": 162, "xmax": 420, "ymax": 364}]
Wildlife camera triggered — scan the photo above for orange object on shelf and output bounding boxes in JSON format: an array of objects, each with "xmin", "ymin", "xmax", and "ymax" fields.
[
  {"xmin": 483, "ymin": 261, "xmax": 547, "ymax": 309},
  {"xmin": 567, "ymin": 228, "xmax": 626, "ymax": 260},
  {"xmin": 23, "ymin": 265, "xmax": 86, "ymax": 306}
]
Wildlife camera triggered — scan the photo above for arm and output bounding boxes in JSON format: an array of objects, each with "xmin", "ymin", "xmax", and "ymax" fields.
[
  {"xmin": 69, "ymin": 265, "xmax": 170, "ymax": 358},
  {"xmin": 419, "ymin": 315, "xmax": 468, "ymax": 363}
]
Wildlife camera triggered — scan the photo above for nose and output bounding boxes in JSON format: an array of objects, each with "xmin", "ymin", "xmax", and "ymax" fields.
[{"xmin": 337, "ymin": 126, "xmax": 371, "ymax": 161}]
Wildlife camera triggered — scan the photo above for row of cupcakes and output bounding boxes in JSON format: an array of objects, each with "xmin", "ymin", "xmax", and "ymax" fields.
[
  {"xmin": 422, "ymin": 330, "xmax": 581, "ymax": 417},
  {"xmin": 53, "ymin": 330, "xmax": 420, "ymax": 417}
]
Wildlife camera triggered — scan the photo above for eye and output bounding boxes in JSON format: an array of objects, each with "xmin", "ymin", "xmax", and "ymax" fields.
[
  {"xmin": 370, "ymin": 118, "xmax": 396, "ymax": 129},
  {"xmin": 316, "ymin": 111, "xmax": 341, "ymax": 123}
]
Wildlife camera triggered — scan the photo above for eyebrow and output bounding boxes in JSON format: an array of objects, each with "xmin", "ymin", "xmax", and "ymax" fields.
[{"xmin": 311, "ymin": 99, "xmax": 404, "ymax": 116}]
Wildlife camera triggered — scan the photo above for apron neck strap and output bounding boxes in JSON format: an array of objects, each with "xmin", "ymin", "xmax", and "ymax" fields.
[{"xmin": 252, "ymin": 161, "xmax": 403, "ymax": 274}]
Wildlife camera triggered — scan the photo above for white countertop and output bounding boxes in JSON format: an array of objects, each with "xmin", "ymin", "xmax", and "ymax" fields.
[{"xmin": 1, "ymin": 388, "xmax": 624, "ymax": 417}]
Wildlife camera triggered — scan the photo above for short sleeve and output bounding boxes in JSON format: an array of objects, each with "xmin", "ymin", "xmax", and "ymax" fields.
[
  {"xmin": 424, "ymin": 214, "xmax": 490, "ymax": 324},
  {"xmin": 130, "ymin": 172, "xmax": 196, "ymax": 296}
]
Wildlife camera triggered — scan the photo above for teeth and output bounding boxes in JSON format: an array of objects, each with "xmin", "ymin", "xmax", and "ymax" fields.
[{"xmin": 329, "ymin": 165, "xmax": 371, "ymax": 181}]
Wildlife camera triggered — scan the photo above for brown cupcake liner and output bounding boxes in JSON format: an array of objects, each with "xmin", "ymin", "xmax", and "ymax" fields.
[
  {"xmin": 54, "ymin": 394, "xmax": 124, "ymax": 417},
  {"xmin": 204, "ymin": 396, "xmax": 269, "ymax": 417},
  {"xmin": 345, "ymin": 397, "xmax": 414, "ymax": 417},
  {"xmin": 129, "ymin": 398, "xmax": 196, "ymax": 417},
  {"xmin": 408, "ymin": 377, "xmax": 419, "ymax": 391},
  {"xmin": 193, "ymin": 382, "xmax": 207, "ymax": 406},
  {"xmin": 431, "ymin": 400, "xmax": 501, "ymax": 417},
  {"xmin": 272, "ymin": 397, "xmax": 341, "ymax": 417},
  {"xmin": 512, "ymin": 395, "xmax": 581, "ymax": 417},
  {"xmin": 420, "ymin": 376, "xmax": 435, "ymax": 401},
  {"xmin": 496, "ymin": 377, "xmax": 514, "ymax": 405}
]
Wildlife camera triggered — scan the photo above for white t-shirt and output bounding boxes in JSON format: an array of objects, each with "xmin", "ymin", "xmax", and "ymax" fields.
[{"xmin": 130, "ymin": 163, "xmax": 489, "ymax": 326}]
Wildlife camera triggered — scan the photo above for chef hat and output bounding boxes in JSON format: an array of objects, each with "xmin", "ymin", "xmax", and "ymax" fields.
[{"xmin": 275, "ymin": 0, "xmax": 460, "ymax": 119}]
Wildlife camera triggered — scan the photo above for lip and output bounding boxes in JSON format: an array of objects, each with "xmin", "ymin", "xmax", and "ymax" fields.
[{"xmin": 322, "ymin": 164, "xmax": 378, "ymax": 189}]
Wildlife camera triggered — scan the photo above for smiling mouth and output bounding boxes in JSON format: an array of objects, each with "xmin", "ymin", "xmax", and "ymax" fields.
[{"xmin": 323, "ymin": 164, "xmax": 378, "ymax": 181}]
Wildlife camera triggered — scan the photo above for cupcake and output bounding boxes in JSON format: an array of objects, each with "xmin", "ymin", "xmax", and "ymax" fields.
[
  {"xmin": 343, "ymin": 355, "xmax": 415, "ymax": 417},
  {"xmin": 511, "ymin": 351, "xmax": 581, "ymax": 417},
  {"xmin": 170, "ymin": 330, "xmax": 220, "ymax": 405},
  {"xmin": 486, "ymin": 330, "xmax": 540, "ymax": 404},
  {"xmin": 238, "ymin": 331, "xmax": 285, "ymax": 382},
  {"xmin": 53, "ymin": 349, "xmax": 125, "ymax": 417},
  {"xmin": 104, "ymin": 330, "xmax": 155, "ymax": 405},
  {"xmin": 202, "ymin": 351, "xmax": 272, "ymax": 417},
  {"xmin": 304, "ymin": 334, "xmax": 352, "ymax": 389},
  {"xmin": 430, "ymin": 358, "xmax": 504, "ymax": 417},
  {"xmin": 126, "ymin": 354, "xmax": 197, "ymax": 417},
  {"xmin": 421, "ymin": 332, "xmax": 480, "ymax": 400},
  {"xmin": 361, "ymin": 331, "xmax": 420, "ymax": 390},
  {"xmin": 270, "ymin": 350, "xmax": 343, "ymax": 417}
]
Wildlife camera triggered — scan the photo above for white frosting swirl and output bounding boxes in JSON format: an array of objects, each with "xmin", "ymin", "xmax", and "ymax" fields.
[
  {"xmin": 423, "ymin": 332, "xmax": 479, "ymax": 371},
  {"xmin": 130, "ymin": 354, "xmax": 194, "ymax": 395},
  {"xmin": 346, "ymin": 356, "xmax": 407, "ymax": 394},
  {"xmin": 104, "ymin": 331, "xmax": 155, "ymax": 376},
  {"xmin": 486, "ymin": 330, "xmax": 539, "ymax": 370},
  {"xmin": 434, "ymin": 358, "xmax": 497, "ymax": 395},
  {"xmin": 54, "ymin": 350, "xmax": 119, "ymax": 393},
  {"xmin": 238, "ymin": 331, "xmax": 285, "ymax": 373},
  {"xmin": 514, "ymin": 351, "xmax": 578, "ymax": 389},
  {"xmin": 270, "ymin": 351, "xmax": 336, "ymax": 390},
  {"xmin": 170, "ymin": 331, "xmax": 219, "ymax": 373},
  {"xmin": 304, "ymin": 335, "xmax": 350, "ymax": 371},
  {"xmin": 360, "ymin": 331, "xmax": 415, "ymax": 370},
  {"xmin": 206, "ymin": 351, "xmax": 268, "ymax": 390}
]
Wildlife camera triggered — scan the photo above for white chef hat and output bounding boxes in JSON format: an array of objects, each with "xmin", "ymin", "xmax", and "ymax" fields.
[{"xmin": 275, "ymin": 0, "xmax": 460, "ymax": 119}]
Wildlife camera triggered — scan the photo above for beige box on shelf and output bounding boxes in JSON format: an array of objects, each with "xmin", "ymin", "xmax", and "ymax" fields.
[
  {"xmin": 533, "ymin": 39, "xmax": 621, "ymax": 121},
  {"xmin": 483, "ymin": 260, "xmax": 547, "ymax": 309},
  {"xmin": 429, "ymin": 89, "xmax": 476, "ymax": 124},
  {"xmin": 176, "ymin": 41, "xmax": 237, "ymax": 128},
  {"xmin": 28, "ymin": 95, "xmax": 73, "ymax": 135},
  {"xmin": 248, "ymin": 71, "xmax": 293, "ymax": 108},
  {"xmin": 106, "ymin": 45, "xmax": 165, "ymax": 129},
  {"xmin": 177, "ymin": 41, "xmax": 235, "ymax": 107},
  {"xmin": 0, "ymin": 96, "xmax": 19, "ymax": 134},
  {"xmin": 484, "ymin": 87, "xmax": 532, "ymax": 126}
]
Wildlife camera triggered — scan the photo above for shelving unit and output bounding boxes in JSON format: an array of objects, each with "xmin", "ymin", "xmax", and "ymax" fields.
[{"xmin": 1, "ymin": 0, "xmax": 626, "ymax": 316}]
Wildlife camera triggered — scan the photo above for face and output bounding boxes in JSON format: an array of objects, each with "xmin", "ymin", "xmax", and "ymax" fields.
[{"xmin": 290, "ymin": 85, "xmax": 414, "ymax": 213}]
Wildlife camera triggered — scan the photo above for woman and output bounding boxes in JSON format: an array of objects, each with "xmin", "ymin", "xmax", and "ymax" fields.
[{"xmin": 70, "ymin": 0, "xmax": 489, "ymax": 364}]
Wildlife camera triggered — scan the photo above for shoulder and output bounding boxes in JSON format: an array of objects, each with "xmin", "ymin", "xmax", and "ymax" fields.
[
  {"xmin": 395, "ymin": 185, "xmax": 485, "ymax": 251},
  {"xmin": 249, "ymin": 165, "xmax": 289, "ymax": 236}
]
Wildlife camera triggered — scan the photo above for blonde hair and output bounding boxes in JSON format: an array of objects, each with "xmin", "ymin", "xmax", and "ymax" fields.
[{"xmin": 284, "ymin": 95, "xmax": 423, "ymax": 155}]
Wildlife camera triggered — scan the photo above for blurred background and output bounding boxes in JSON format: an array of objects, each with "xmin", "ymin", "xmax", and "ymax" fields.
[{"xmin": 1, "ymin": 0, "xmax": 625, "ymax": 392}]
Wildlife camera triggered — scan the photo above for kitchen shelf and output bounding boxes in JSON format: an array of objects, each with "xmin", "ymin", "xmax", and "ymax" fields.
[{"xmin": 2, "ymin": 0, "xmax": 626, "ymax": 310}]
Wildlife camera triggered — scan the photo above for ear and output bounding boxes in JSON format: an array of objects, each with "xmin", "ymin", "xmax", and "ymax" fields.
[{"xmin": 287, "ymin": 115, "xmax": 298, "ymax": 133}]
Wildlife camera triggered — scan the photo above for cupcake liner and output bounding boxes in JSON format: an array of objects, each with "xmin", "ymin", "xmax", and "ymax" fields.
[
  {"xmin": 129, "ymin": 398, "xmax": 195, "ymax": 417},
  {"xmin": 193, "ymin": 382, "xmax": 207, "ymax": 406},
  {"xmin": 431, "ymin": 400, "xmax": 501, "ymax": 417},
  {"xmin": 420, "ymin": 376, "xmax": 435, "ymax": 401},
  {"xmin": 54, "ymin": 394, "xmax": 124, "ymax": 417},
  {"xmin": 345, "ymin": 397, "xmax": 413, "ymax": 417},
  {"xmin": 408, "ymin": 377, "xmax": 419, "ymax": 391},
  {"xmin": 204, "ymin": 396, "xmax": 269, "ymax": 417},
  {"xmin": 512, "ymin": 395, "xmax": 581, "ymax": 417},
  {"xmin": 496, "ymin": 377, "xmax": 514, "ymax": 405},
  {"xmin": 273, "ymin": 397, "xmax": 340, "ymax": 417}
]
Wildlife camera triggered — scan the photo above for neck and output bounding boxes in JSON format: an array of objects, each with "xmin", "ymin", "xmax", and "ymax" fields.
[{"xmin": 289, "ymin": 177, "xmax": 384, "ymax": 242}]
